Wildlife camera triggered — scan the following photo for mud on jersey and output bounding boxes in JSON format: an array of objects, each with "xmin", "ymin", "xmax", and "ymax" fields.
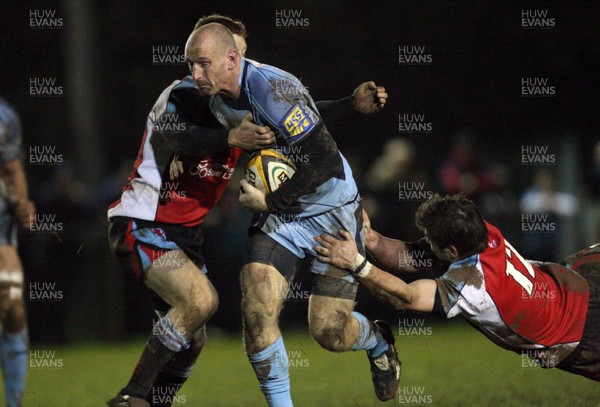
[
  {"xmin": 209, "ymin": 58, "xmax": 358, "ymax": 217},
  {"xmin": 436, "ymin": 222, "xmax": 590, "ymax": 367},
  {"xmin": 108, "ymin": 78, "xmax": 241, "ymax": 226}
]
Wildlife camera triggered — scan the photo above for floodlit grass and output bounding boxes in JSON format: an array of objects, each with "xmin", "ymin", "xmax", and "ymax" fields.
[{"xmin": 11, "ymin": 320, "xmax": 599, "ymax": 406}]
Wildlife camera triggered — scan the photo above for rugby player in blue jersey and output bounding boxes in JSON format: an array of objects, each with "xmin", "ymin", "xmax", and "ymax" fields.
[
  {"xmin": 0, "ymin": 97, "xmax": 36, "ymax": 407},
  {"xmin": 108, "ymin": 15, "xmax": 391, "ymax": 407},
  {"xmin": 185, "ymin": 23, "xmax": 399, "ymax": 406}
]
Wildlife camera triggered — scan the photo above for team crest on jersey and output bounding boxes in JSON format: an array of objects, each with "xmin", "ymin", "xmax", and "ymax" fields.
[
  {"xmin": 281, "ymin": 104, "xmax": 314, "ymax": 142},
  {"xmin": 152, "ymin": 228, "xmax": 167, "ymax": 240}
]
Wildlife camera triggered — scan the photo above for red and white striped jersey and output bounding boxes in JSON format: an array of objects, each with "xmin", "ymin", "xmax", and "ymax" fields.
[
  {"xmin": 108, "ymin": 78, "xmax": 242, "ymax": 227},
  {"xmin": 436, "ymin": 222, "xmax": 590, "ymax": 366}
]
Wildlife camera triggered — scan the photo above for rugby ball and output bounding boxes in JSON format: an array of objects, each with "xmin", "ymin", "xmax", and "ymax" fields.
[{"xmin": 245, "ymin": 149, "xmax": 296, "ymax": 194}]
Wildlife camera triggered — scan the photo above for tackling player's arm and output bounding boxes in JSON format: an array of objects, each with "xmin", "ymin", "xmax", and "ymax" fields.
[
  {"xmin": 314, "ymin": 230, "xmax": 437, "ymax": 312},
  {"xmin": 158, "ymin": 85, "xmax": 275, "ymax": 159},
  {"xmin": 316, "ymin": 81, "xmax": 388, "ymax": 128},
  {"xmin": 363, "ymin": 209, "xmax": 438, "ymax": 273}
]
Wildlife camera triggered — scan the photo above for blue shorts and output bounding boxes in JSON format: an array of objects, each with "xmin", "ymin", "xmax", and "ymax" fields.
[{"xmin": 247, "ymin": 199, "xmax": 364, "ymax": 299}]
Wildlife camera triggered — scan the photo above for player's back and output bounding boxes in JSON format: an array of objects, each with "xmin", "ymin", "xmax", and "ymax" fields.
[
  {"xmin": 438, "ymin": 222, "xmax": 590, "ymax": 366},
  {"xmin": 108, "ymin": 78, "xmax": 241, "ymax": 226},
  {"xmin": 485, "ymin": 223, "xmax": 588, "ymax": 339}
]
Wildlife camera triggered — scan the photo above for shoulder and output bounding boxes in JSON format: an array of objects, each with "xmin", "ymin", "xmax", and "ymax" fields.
[
  {"xmin": 245, "ymin": 59, "xmax": 303, "ymax": 91},
  {"xmin": 169, "ymin": 76, "xmax": 206, "ymax": 107},
  {"xmin": 438, "ymin": 254, "xmax": 484, "ymax": 291}
]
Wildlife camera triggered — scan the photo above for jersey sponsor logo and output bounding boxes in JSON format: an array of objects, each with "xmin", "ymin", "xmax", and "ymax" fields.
[
  {"xmin": 280, "ymin": 104, "xmax": 314, "ymax": 141},
  {"xmin": 189, "ymin": 159, "xmax": 235, "ymax": 179}
]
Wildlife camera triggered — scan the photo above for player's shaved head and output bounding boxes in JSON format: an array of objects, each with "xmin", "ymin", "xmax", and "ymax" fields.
[
  {"xmin": 185, "ymin": 22, "xmax": 242, "ymax": 98},
  {"xmin": 186, "ymin": 22, "xmax": 236, "ymax": 60}
]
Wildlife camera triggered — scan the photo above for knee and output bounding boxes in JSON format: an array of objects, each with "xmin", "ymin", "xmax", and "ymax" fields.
[
  {"xmin": 188, "ymin": 285, "xmax": 219, "ymax": 324},
  {"xmin": 309, "ymin": 307, "xmax": 353, "ymax": 353},
  {"xmin": 309, "ymin": 323, "xmax": 348, "ymax": 353}
]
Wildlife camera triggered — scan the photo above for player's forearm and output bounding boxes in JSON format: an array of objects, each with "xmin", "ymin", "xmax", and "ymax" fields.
[
  {"xmin": 265, "ymin": 122, "xmax": 342, "ymax": 212},
  {"xmin": 368, "ymin": 232, "xmax": 428, "ymax": 273},
  {"xmin": 315, "ymin": 96, "xmax": 356, "ymax": 130},
  {"xmin": 160, "ymin": 123, "xmax": 230, "ymax": 158},
  {"xmin": 358, "ymin": 266, "xmax": 416, "ymax": 310}
]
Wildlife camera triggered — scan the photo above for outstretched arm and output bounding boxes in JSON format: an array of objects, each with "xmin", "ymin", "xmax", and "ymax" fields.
[
  {"xmin": 314, "ymin": 230, "xmax": 437, "ymax": 312},
  {"xmin": 316, "ymin": 81, "xmax": 388, "ymax": 128},
  {"xmin": 363, "ymin": 209, "xmax": 438, "ymax": 273}
]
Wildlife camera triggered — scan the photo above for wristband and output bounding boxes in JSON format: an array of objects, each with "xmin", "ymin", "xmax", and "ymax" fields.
[
  {"xmin": 350, "ymin": 253, "xmax": 366, "ymax": 272},
  {"xmin": 350, "ymin": 253, "xmax": 372, "ymax": 278},
  {"xmin": 356, "ymin": 261, "xmax": 372, "ymax": 278}
]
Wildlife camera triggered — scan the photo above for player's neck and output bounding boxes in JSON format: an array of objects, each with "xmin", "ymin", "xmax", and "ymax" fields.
[{"xmin": 219, "ymin": 66, "xmax": 242, "ymax": 100}]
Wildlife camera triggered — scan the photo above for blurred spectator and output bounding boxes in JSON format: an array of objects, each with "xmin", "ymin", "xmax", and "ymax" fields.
[
  {"xmin": 363, "ymin": 138, "xmax": 429, "ymax": 240},
  {"xmin": 478, "ymin": 163, "xmax": 520, "ymax": 244},
  {"xmin": 582, "ymin": 141, "xmax": 600, "ymax": 245},
  {"xmin": 520, "ymin": 169, "xmax": 577, "ymax": 261},
  {"xmin": 438, "ymin": 129, "xmax": 493, "ymax": 202}
]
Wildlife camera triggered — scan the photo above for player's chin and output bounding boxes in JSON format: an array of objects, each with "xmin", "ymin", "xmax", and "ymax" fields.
[{"xmin": 197, "ymin": 86, "xmax": 216, "ymax": 96}]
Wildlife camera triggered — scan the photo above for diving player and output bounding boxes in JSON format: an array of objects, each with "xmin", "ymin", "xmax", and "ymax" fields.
[
  {"xmin": 185, "ymin": 23, "xmax": 400, "ymax": 406},
  {"xmin": 0, "ymin": 97, "xmax": 36, "ymax": 407},
  {"xmin": 315, "ymin": 193, "xmax": 599, "ymax": 381},
  {"xmin": 108, "ymin": 15, "xmax": 391, "ymax": 407}
]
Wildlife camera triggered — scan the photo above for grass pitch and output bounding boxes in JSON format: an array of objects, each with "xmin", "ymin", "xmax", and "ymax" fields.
[{"xmin": 14, "ymin": 320, "xmax": 599, "ymax": 406}]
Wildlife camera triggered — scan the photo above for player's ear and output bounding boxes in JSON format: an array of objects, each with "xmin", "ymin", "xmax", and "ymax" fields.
[
  {"xmin": 226, "ymin": 48, "xmax": 238, "ymax": 70},
  {"xmin": 445, "ymin": 245, "xmax": 460, "ymax": 261}
]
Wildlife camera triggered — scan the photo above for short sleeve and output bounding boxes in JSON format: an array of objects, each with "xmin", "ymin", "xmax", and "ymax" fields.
[
  {"xmin": 245, "ymin": 64, "xmax": 321, "ymax": 146},
  {"xmin": 435, "ymin": 256, "xmax": 484, "ymax": 318}
]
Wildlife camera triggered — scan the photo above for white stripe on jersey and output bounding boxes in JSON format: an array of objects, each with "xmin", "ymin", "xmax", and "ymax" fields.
[{"xmin": 108, "ymin": 80, "xmax": 179, "ymax": 222}]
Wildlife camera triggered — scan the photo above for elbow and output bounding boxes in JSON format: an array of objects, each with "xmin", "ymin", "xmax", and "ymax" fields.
[
  {"xmin": 321, "ymin": 151, "xmax": 343, "ymax": 180},
  {"xmin": 393, "ymin": 291, "xmax": 415, "ymax": 311},
  {"xmin": 393, "ymin": 300, "xmax": 410, "ymax": 311}
]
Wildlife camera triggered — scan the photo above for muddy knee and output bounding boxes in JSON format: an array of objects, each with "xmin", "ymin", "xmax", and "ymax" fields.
[
  {"xmin": 309, "ymin": 319, "xmax": 349, "ymax": 352},
  {"xmin": 308, "ymin": 296, "xmax": 355, "ymax": 352}
]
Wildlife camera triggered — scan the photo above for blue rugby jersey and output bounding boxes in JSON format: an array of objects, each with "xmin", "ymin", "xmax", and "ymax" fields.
[
  {"xmin": 209, "ymin": 58, "xmax": 358, "ymax": 217},
  {"xmin": 0, "ymin": 98, "xmax": 22, "ymax": 223}
]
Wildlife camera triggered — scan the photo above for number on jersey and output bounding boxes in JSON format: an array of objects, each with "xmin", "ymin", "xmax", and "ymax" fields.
[{"xmin": 504, "ymin": 240, "xmax": 535, "ymax": 295}]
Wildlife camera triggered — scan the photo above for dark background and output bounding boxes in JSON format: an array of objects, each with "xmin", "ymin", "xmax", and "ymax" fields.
[{"xmin": 1, "ymin": 1, "xmax": 599, "ymax": 342}]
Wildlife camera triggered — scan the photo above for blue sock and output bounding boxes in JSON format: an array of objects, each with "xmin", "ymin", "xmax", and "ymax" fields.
[
  {"xmin": 1, "ymin": 329, "xmax": 28, "ymax": 407},
  {"xmin": 351, "ymin": 312, "xmax": 388, "ymax": 358},
  {"xmin": 248, "ymin": 336, "xmax": 293, "ymax": 407}
]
